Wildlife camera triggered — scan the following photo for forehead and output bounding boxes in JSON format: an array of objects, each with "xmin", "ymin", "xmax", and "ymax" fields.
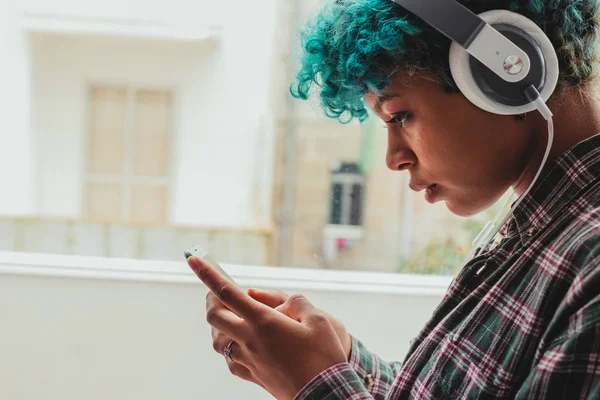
[
  {"xmin": 364, "ymin": 91, "xmax": 402, "ymax": 114},
  {"xmin": 364, "ymin": 73, "xmax": 448, "ymax": 113},
  {"xmin": 364, "ymin": 73, "xmax": 414, "ymax": 113}
]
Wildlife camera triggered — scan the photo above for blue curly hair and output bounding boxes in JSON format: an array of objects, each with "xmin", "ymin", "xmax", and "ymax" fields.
[{"xmin": 290, "ymin": 0, "xmax": 600, "ymax": 123}]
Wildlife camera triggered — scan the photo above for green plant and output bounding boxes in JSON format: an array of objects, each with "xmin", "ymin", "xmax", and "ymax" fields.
[{"xmin": 398, "ymin": 192, "xmax": 514, "ymax": 275}]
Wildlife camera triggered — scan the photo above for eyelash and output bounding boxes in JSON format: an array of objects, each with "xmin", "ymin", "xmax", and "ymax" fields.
[{"xmin": 384, "ymin": 112, "xmax": 411, "ymax": 127}]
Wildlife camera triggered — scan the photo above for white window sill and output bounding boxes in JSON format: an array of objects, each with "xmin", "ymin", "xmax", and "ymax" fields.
[{"xmin": 0, "ymin": 251, "xmax": 452, "ymax": 297}]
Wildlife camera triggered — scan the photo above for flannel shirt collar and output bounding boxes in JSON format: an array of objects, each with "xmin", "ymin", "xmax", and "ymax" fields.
[{"xmin": 506, "ymin": 133, "xmax": 600, "ymax": 245}]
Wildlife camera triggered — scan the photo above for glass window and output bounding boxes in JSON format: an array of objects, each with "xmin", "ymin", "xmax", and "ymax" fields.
[
  {"xmin": 0, "ymin": 0, "xmax": 505, "ymax": 275},
  {"xmin": 84, "ymin": 87, "xmax": 172, "ymax": 225}
]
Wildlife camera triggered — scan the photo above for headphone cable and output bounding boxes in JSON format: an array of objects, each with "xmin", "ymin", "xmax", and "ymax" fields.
[{"xmin": 463, "ymin": 85, "xmax": 554, "ymax": 271}]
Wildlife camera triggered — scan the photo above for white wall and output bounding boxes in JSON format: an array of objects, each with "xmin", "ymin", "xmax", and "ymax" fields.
[
  {"xmin": 26, "ymin": 0, "xmax": 277, "ymax": 227},
  {"xmin": 0, "ymin": 0, "xmax": 35, "ymax": 216},
  {"xmin": 0, "ymin": 252, "xmax": 448, "ymax": 400}
]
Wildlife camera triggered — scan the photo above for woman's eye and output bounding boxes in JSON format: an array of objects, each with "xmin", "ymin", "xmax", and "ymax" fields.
[{"xmin": 385, "ymin": 112, "xmax": 410, "ymax": 126}]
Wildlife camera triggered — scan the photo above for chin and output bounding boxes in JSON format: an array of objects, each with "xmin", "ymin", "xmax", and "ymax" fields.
[
  {"xmin": 444, "ymin": 186, "xmax": 507, "ymax": 217},
  {"xmin": 445, "ymin": 200, "xmax": 483, "ymax": 217}
]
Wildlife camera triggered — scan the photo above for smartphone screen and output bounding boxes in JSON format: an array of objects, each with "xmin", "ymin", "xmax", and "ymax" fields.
[{"xmin": 184, "ymin": 246, "xmax": 237, "ymax": 285}]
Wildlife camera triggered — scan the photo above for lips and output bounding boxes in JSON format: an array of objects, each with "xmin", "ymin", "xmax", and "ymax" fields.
[
  {"xmin": 424, "ymin": 184, "xmax": 438, "ymax": 203},
  {"xmin": 409, "ymin": 181, "xmax": 436, "ymax": 192},
  {"xmin": 409, "ymin": 181, "xmax": 439, "ymax": 203}
]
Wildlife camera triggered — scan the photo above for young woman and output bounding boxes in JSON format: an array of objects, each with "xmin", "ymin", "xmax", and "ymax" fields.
[{"xmin": 188, "ymin": 0, "xmax": 600, "ymax": 398}]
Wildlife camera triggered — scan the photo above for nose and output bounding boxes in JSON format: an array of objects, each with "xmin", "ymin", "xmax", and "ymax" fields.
[{"xmin": 386, "ymin": 133, "xmax": 416, "ymax": 171}]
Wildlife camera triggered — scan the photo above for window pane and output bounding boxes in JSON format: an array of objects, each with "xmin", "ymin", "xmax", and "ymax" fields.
[
  {"xmin": 329, "ymin": 183, "xmax": 343, "ymax": 225},
  {"xmin": 88, "ymin": 87, "xmax": 126, "ymax": 175},
  {"xmin": 130, "ymin": 184, "xmax": 168, "ymax": 225},
  {"xmin": 349, "ymin": 184, "xmax": 363, "ymax": 226},
  {"xmin": 132, "ymin": 90, "xmax": 172, "ymax": 177},
  {"xmin": 84, "ymin": 182, "xmax": 124, "ymax": 222}
]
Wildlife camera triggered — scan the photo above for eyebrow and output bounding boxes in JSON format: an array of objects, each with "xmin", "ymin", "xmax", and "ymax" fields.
[{"xmin": 373, "ymin": 93, "xmax": 402, "ymax": 113}]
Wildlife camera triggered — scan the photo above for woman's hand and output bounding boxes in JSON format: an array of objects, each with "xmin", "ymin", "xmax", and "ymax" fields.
[
  {"xmin": 247, "ymin": 288, "xmax": 352, "ymax": 360},
  {"xmin": 209, "ymin": 288, "xmax": 352, "ymax": 393},
  {"xmin": 188, "ymin": 256, "xmax": 348, "ymax": 400}
]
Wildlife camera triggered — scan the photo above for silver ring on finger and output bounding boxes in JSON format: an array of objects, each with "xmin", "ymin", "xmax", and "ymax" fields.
[{"xmin": 223, "ymin": 340, "xmax": 234, "ymax": 362}]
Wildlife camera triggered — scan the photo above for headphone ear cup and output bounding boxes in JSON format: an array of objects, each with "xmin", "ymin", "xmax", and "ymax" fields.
[{"xmin": 449, "ymin": 10, "xmax": 559, "ymax": 115}]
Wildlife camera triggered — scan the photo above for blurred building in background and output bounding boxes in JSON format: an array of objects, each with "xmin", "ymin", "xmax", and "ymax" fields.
[{"xmin": 0, "ymin": 0, "xmax": 487, "ymax": 274}]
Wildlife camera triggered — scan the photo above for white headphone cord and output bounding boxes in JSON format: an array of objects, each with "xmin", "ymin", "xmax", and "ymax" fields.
[{"xmin": 463, "ymin": 86, "xmax": 554, "ymax": 270}]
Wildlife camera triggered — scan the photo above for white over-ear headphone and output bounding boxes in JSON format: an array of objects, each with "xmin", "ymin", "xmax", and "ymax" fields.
[
  {"xmin": 389, "ymin": 0, "xmax": 558, "ymax": 267},
  {"xmin": 390, "ymin": 0, "xmax": 559, "ymax": 114},
  {"xmin": 449, "ymin": 9, "xmax": 559, "ymax": 115}
]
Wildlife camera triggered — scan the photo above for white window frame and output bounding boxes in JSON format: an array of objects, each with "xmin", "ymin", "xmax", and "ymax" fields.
[{"xmin": 82, "ymin": 83, "xmax": 175, "ymax": 223}]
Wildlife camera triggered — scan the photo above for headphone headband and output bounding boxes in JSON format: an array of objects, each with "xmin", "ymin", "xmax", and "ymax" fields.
[
  {"xmin": 391, "ymin": 0, "xmax": 531, "ymax": 83},
  {"xmin": 391, "ymin": 0, "xmax": 484, "ymax": 47}
]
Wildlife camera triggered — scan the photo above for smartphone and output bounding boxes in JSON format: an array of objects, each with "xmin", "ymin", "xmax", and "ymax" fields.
[{"xmin": 184, "ymin": 246, "xmax": 237, "ymax": 285}]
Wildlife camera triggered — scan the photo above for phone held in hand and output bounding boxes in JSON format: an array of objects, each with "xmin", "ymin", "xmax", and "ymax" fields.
[{"xmin": 184, "ymin": 246, "xmax": 238, "ymax": 285}]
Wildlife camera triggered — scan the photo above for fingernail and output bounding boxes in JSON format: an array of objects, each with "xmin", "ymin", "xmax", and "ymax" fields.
[{"xmin": 187, "ymin": 257, "xmax": 201, "ymax": 274}]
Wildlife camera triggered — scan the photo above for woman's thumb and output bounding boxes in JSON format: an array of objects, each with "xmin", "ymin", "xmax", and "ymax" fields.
[
  {"xmin": 247, "ymin": 288, "xmax": 289, "ymax": 308},
  {"xmin": 280, "ymin": 294, "xmax": 317, "ymax": 322}
]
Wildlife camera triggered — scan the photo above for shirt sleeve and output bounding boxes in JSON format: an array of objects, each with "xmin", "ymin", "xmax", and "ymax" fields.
[{"xmin": 294, "ymin": 335, "xmax": 403, "ymax": 400}]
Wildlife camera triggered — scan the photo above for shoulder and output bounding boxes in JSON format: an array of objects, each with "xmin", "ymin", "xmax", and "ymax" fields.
[
  {"xmin": 548, "ymin": 200, "xmax": 600, "ymax": 314},
  {"xmin": 548, "ymin": 186, "xmax": 600, "ymax": 273},
  {"xmin": 541, "ymin": 209, "xmax": 600, "ymax": 346}
]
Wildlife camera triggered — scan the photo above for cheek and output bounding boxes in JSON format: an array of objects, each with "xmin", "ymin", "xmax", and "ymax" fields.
[
  {"xmin": 417, "ymin": 113, "xmax": 515, "ymax": 180},
  {"xmin": 412, "ymin": 120, "xmax": 480, "ymax": 176}
]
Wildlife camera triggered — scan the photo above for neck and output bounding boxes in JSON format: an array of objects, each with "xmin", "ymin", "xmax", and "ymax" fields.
[{"xmin": 513, "ymin": 86, "xmax": 600, "ymax": 196}]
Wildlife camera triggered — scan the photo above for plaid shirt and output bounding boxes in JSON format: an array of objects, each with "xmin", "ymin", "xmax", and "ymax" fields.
[{"xmin": 296, "ymin": 134, "xmax": 600, "ymax": 400}]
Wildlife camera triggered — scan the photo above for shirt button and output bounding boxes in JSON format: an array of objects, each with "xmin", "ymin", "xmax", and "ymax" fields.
[
  {"xmin": 364, "ymin": 374, "xmax": 375, "ymax": 390},
  {"xmin": 527, "ymin": 227, "xmax": 536, "ymax": 236}
]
